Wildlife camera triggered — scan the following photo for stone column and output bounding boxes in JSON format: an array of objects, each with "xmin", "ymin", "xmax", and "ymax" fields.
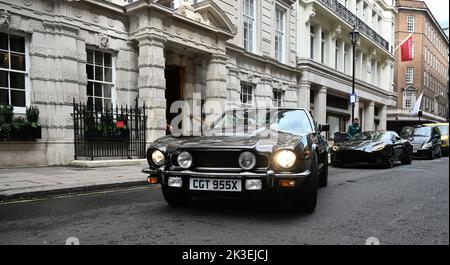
[
  {"xmin": 339, "ymin": 41, "xmax": 345, "ymax": 72},
  {"xmin": 379, "ymin": 104, "xmax": 387, "ymax": 131},
  {"xmin": 298, "ymin": 81, "xmax": 311, "ymax": 111},
  {"xmin": 372, "ymin": 59, "xmax": 379, "ymax": 87},
  {"xmin": 316, "ymin": 26, "xmax": 323, "ymax": 63},
  {"xmin": 227, "ymin": 66, "xmax": 241, "ymax": 109},
  {"xmin": 137, "ymin": 35, "xmax": 167, "ymax": 143},
  {"xmin": 314, "ymin": 86, "xmax": 327, "ymax": 125},
  {"xmin": 205, "ymin": 53, "xmax": 228, "ymax": 118},
  {"xmin": 363, "ymin": 101, "xmax": 375, "ymax": 131},
  {"xmin": 256, "ymin": 76, "xmax": 273, "ymax": 108}
]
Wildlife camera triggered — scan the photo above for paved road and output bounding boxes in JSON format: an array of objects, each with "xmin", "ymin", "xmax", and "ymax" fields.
[{"xmin": 0, "ymin": 158, "xmax": 448, "ymax": 245}]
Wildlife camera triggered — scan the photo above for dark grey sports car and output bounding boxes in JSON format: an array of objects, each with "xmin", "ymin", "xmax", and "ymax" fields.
[
  {"xmin": 330, "ymin": 131, "xmax": 413, "ymax": 168},
  {"xmin": 142, "ymin": 108, "xmax": 330, "ymax": 213}
]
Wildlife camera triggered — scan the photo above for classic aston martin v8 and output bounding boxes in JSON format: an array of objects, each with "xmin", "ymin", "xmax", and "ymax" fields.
[
  {"xmin": 142, "ymin": 108, "xmax": 330, "ymax": 213},
  {"xmin": 330, "ymin": 131, "xmax": 413, "ymax": 168}
]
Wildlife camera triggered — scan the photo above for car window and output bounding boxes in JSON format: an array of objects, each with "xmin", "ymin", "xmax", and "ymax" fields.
[
  {"xmin": 412, "ymin": 127, "xmax": 431, "ymax": 137},
  {"xmin": 210, "ymin": 109, "xmax": 313, "ymax": 135},
  {"xmin": 269, "ymin": 110, "xmax": 314, "ymax": 135},
  {"xmin": 352, "ymin": 131, "xmax": 385, "ymax": 140}
]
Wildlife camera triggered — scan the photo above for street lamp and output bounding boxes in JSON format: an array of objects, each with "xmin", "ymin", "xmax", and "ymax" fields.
[{"xmin": 349, "ymin": 25, "xmax": 360, "ymax": 123}]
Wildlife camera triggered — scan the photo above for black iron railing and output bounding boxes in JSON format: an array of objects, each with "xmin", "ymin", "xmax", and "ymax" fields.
[
  {"xmin": 318, "ymin": 0, "xmax": 390, "ymax": 51},
  {"xmin": 73, "ymin": 99, "xmax": 146, "ymax": 160}
]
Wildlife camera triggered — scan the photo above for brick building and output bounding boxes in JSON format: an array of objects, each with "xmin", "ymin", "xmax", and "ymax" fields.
[{"xmin": 388, "ymin": 0, "xmax": 449, "ymax": 132}]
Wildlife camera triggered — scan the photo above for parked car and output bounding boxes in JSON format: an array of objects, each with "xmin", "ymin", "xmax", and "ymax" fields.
[
  {"xmin": 330, "ymin": 131, "xmax": 413, "ymax": 168},
  {"xmin": 403, "ymin": 125, "xmax": 442, "ymax": 159},
  {"xmin": 423, "ymin": 123, "xmax": 449, "ymax": 156},
  {"xmin": 142, "ymin": 108, "xmax": 330, "ymax": 213}
]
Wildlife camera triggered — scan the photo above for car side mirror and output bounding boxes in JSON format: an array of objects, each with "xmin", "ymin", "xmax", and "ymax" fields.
[{"xmin": 318, "ymin": 124, "xmax": 330, "ymax": 133}]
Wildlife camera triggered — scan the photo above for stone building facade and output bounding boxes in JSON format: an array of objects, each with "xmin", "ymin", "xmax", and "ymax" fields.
[
  {"xmin": 296, "ymin": 0, "xmax": 397, "ymax": 140},
  {"xmin": 0, "ymin": 0, "xmax": 396, "ymax": 167},
  {"xmin": 388, "ymin": 0, "xmax": 449, "ymax": 131}
]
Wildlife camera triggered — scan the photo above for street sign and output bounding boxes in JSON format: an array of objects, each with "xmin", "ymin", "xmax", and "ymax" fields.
[{"xmin": 349, "ymin": 94, "xmax": 357, "ymax": 104}]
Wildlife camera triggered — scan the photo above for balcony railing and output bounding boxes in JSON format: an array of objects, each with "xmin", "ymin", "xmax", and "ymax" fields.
[{"xmin": 318, "ymin": 0, "xmax": 390, "ymax": 52}]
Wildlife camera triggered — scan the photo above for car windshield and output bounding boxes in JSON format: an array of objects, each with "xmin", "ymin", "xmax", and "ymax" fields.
[
  {"xmin": 411, "ymin": 127, "xmax": 432, "ymax": 137},
  {"xmin": 351, "ymin": 131, "xmax": 389, "ymax": 141},
  {"xmin": 209, "ymin": 109, "xmax": 314, "ymax": 135}
]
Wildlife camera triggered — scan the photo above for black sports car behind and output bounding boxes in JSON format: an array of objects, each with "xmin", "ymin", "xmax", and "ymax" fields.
[
  {"xmin": 142, "ymin": 108, "xmax": 330, "ymax": 213},
  {"xmin": 331, "ymin": 131, "xmax": 413, "ymax": 168}
]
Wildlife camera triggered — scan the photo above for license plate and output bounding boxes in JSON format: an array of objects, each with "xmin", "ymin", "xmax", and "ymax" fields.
[{"xmin": 189, "ymin": 178, "xmax": 242, "ymax": 192}]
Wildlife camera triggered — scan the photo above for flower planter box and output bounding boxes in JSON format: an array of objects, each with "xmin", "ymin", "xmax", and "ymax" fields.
[{"xmin": 1, "ymin": 126, "xmax": 42, "ymax": 141}]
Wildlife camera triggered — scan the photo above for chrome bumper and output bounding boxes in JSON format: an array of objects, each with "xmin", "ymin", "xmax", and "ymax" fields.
[{"xmin": 141, "ymin": 168, "xmax": 311, "ymax": 179}]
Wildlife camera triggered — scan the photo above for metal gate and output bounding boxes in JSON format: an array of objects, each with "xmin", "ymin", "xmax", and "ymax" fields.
[{"xmin": 73, "ymin": 99, "xmax": 146, "ymax": 160}]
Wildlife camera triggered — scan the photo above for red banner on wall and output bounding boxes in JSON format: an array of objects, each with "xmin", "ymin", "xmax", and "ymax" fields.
[{"xmin": 401, "ymin": 36, "xmax": 413, "ymax": 62}]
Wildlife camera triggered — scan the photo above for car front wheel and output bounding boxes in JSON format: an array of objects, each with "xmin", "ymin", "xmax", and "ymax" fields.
[
  {"xmin": 383, "ymin": 148, "xmax": 395, "ymax": 168},
  {"xmin": 292, "ymin": 152, "xmax": 318, "ymax": 213},
  {"xmin": 318, "ymin": 156, "xmax": 328, "ymax": 188},
  {"xmin": 401, "ymin": 149, "xmax": 413, "ymax": 165},
  {"xmin": 161, "ymin": 185, "xmax": 191, "ymax": 206}
]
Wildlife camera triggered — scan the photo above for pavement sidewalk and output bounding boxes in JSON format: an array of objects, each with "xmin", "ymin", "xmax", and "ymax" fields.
[{"xmin": 0, "ymin": 164, "xmax": 149, "ymax": 202}]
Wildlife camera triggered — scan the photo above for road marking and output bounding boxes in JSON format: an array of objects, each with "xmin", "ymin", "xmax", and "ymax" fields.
[{"xmin": 0, "ymin": 186, "xmax": 158, "ymax": 205}]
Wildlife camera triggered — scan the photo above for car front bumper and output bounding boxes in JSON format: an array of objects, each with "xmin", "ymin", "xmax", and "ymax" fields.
[
  {"xmin": 142, "ymin": 168, "xmax": 311, "ymax": 195},
  {"xmin": 412, "ymin": 148, "xmax": 433, "ymax": 158},
  {"xmin": 331, "ymin": 150, "xmax": 388, "ymax": 165}
]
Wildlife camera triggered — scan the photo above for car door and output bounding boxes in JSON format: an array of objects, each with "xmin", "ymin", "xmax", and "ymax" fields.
[
  {"xmin": 391, "ymin": 132, "xmax": 404, "ymax": 159},
  {"xmin": 392, "ymin": 132, "xmax": 405, "ymax": 159}
]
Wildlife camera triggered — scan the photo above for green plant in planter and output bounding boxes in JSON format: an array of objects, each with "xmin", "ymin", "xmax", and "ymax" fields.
[
  {"xmin": 26, "ymin": 106, "xmax": 39, "ymax": 128},
  {"xmin": 12, "ymin": 117, "xmax": 31, "ymax": 130},
  {"xmin": 0, "ymin": 105, "xmax": 14, "ymax": 124},
  {"xmin": 0, "ymin": 122, "xmax": 12, "ymax": 139}
]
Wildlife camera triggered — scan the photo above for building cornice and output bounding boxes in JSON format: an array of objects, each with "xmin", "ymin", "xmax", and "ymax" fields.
[
  {"xmin": 297, "ymin": 58, "xmax": 397, "ymax": 100},
  {"xmin": 396, "ymin": 6, "xmax": 449, "ymax": 43},
  {"xmin": 226, "ymin": 43, "xmax": 301, "ymax": 74}
]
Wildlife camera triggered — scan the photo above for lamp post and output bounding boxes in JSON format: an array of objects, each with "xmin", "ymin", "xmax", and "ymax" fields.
[{"xmin": 349, "ymin": 25, "xmax": 360, "ymax": 123}]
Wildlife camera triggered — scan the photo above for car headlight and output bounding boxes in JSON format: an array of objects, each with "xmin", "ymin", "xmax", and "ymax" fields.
[
  {"xmin": 274, "ymin": 150, "xmax": 297, "ymax": 169},
  {"xmin": 422, "ymin": 142, "xmax": 433, "ymax": 149},
  {"xmin": 332, "ymin": 145, "xmax": 339, "ymax": 152},
  {"xmin": 372, "ymin": 144, "xmax": 386, "ymax": 152},
  {"xmin": 239, "ymin": 151, "xmax": 256, "ymax": 170},
  {"xmin": 151, "ymin": 150, "xmax": 165, "ymax": 166},
  {"xmin": 177, "ymin": 151, "xmax": 193, "ymax": 169}
]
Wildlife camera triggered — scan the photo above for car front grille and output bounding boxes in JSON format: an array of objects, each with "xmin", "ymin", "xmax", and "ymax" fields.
[
  {"xmin": 412, "ymin": 143, "xmax": 422, "ymax": 150},
  {"xmin": 172, "ymin": 150, "xmax": 269, "ymax": 170}
]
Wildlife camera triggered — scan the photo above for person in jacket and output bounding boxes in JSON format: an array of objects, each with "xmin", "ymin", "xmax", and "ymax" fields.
[{"xmin": 347, "ymin": 118, "xmax": 361, "ymax": 138}]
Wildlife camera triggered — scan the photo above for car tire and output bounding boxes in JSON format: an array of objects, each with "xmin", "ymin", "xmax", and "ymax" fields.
[
  {"xmin": 383, "ymin": 148, "xmax": 395, "ymax": 169},
  {"xmin": 401, "ymin": 149, "xmax": 413, "ymax": 165},
  {"xmin": 292, "ymin": 152, "xmax": 318, "ymax": 214},
  {"xmin": 161, "ymin": 185, "xmax": 191, "ymax": 206},
  {"xmin": 430, "ymin": 149, "xmax": 436, "ymax": 160},
  {"xmin": 318, "ymin": 156, "xmax": 328, "ymax": 188},
  {"xmin": 437, "ymin": 147, "xmax": 442, "ymax": 158}
]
